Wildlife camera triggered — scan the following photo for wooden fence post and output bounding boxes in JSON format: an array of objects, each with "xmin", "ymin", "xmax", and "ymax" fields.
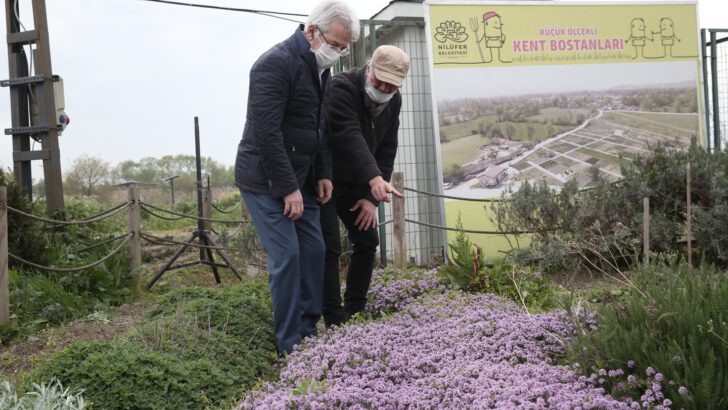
[
  {"xmin": 127, "ymin": 186, "xmax": 142, "ymax": 271},
  {"xmin": 1, "ymin": 187, "xmax": 9, "ymax": 326},
  {"xmin": 203, "ymin": 187, "xmax": 212, "ymax": 233},
  {"xmin": 643, "ymin": 197, "xmax": 650, "ymax": 266},
  {"xmin": 392, "ymin": 172, "xmax": 407, "ymax": 269}
]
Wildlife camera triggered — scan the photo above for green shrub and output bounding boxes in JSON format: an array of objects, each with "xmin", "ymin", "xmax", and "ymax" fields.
[
  {"xmin": 149, "ymin": 281, "xmax": 274, "ymax": 347},
  {"xmin": 29, "ymin": 341, "xmax": 235, "ymax": 409},
  {"xmin": 0, "ymin": 169, "xmax": 49, "ymax": 267},
  {"xmin": 1, "ymin": 270, "xmax": 97, "ymax": 343},
  {"xmin": 492, "ymin": 144, "xmax": 728, "ymax": 272},
  {"xmin": 439, "ymin": 217, "xmax": 555, "ymax": 311},
  {"xmin": 129, "ymin": 313, "xmax": 276, "ymax": 394},
  {"xmin": 569, "ymin": 256, "xmax": 728, "ymax": 409}
]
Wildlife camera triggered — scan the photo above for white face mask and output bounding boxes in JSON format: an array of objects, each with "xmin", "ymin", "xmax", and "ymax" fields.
[
  {"xmin": 313, "ymin": 40, "xmax": 341, "ymax": 70},
  {"xmin": 364, "ymin": 75, "xmax": 394, "ymax": 104}
]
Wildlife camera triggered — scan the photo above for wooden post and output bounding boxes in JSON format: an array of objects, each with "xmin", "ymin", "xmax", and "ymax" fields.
[
  {"xmin": 201, "ymin": 187, "xmax": 212, "ymax": 262},
  {"xmin": 392, "ymin": 172, "xmax": 407, "ymax": 268},
  {"xmin": 1, "ymin": 187, "xmax": 9, "ymax": 325},
  {"xmin": 127, "ymin": 186, "xmax": 141, "ymax": 271},
  {"xmin": 643, "ymin": 197, "xmax": 650, "ymax": 266},
  {"xmin": 203, "ymin": 187, "xmax": 212, "ymax": 233},
  {"xmin": 686, "ymin": 161, "xmax": 692, "ymax": 265}
]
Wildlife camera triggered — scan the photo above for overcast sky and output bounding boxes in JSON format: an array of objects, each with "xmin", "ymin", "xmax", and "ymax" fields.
[
  {"xmin": 0, "ymin": 0, "xmax": 725, "ymax": 179},
  {"xmin": 435, "ymin": 61, "xmax": 698, "ymax": 100}
]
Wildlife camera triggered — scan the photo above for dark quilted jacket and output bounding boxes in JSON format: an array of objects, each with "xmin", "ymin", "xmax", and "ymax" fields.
[
  {"xmin": 235, "ymin": 25, "xmax": 331, "ymax": 198},
  {"xmin": 326, "ymin": 67, "xmax": 401, "ymax": 205}
]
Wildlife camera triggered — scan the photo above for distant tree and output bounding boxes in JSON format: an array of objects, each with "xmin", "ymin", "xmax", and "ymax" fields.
[
  {"xmin": 589, "ymin": 164, "xmax": 601, "ymax": 183},
  {"xmin": 443, "ymin": 164, "xmax": 465, "ymax": 184},
  {"xmin": 489, "ymin": 124, "xmax": 503, "ymax": 139},
  {"xmin": 505, "ymin": 124, "xmax": 517, "ymax": 140},
  {"xmin": 65, "ymin": 155, "xmax": 110, "ymax": 196},
  {"xmin": 439, "ymin": 129, "xmax": 448, "ymax": 142},
  {"xmin": 546, "ymin": 124, "xmax": 556, "ymax": 138},
  {"xmin": 527, "ymin": 125, "xmax": 536, "ymax": 141}
]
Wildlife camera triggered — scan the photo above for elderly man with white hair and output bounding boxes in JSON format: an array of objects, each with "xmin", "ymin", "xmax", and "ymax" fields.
[{"xmin": 235, "ymin": 0, "xmax": 359, "ymax": 355}]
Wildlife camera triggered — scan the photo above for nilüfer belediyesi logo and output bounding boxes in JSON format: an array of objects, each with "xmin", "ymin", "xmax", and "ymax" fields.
[{"xmin": 434, "ymin": 20, "xmax": 470, "ymax": 58}]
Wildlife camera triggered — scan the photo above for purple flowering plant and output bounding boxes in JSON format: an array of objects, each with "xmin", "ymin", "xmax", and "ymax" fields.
[{"xmin": 239, "ymin": 268, "xmax": 648, "ymax": 409}]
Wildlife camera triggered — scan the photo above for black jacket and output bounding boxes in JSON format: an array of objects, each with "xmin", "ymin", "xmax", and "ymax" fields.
[
  {"xmin": 326, "ymin": 67, "xmax": 401, "ymax": 205},
  {"xmin": 235, "ymin": 25, "xmax": 332, "ymax": 198}
]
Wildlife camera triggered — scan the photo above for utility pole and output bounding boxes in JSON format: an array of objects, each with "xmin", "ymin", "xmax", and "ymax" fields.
[
  {"xmin": 163, "ymin": 175, "xmax": 179, "ymax": 205},
  {"xmin": 3, "ymin": 0, "xmax": 66, "ymax": 214}
]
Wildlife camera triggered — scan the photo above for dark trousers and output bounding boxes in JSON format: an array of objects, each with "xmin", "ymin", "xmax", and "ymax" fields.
[
  {"xmin": 320, "ymin": 193, "xmax": 379, "ymax": 327},
  {"xmin": 241, "ymin": 190, "xmax": 325, "ymax": 354}
]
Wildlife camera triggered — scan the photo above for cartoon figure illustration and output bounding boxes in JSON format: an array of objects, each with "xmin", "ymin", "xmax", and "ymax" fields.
[
  {"xmin": 648, "ymin": 17, "xmax": 698, "ymax": 58},
  {"xmin": 651, "ymin": 17, "xmax": 681, "ymax": 57},
  {"xmin": 470, "ymin": 11, "xmax": 511, "ymax": 63},
  {"xmin": 625, "ymin": 18, "xmax": 653, "ymax": 59}
]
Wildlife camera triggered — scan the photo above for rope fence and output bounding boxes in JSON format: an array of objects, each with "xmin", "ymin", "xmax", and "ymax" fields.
[
  {"xmin": 7, "ymin": 202, "xmax": 128, "ymax": 226},
  {"xmin": 140, "ymin": 202, "xmax": 245, "ymax": 225},
  {"xmin": 8, "ymin": 234, "xmax": 132, "ymax": 273},
  {"xmin": 211, "ymin": 201, "xmax": 241, "ymax": 214},
  {"xmin": 140, "ymin": 233, "xmax": 238, "ymax": 252}
]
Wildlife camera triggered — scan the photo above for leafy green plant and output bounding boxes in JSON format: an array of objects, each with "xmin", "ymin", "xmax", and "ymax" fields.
[
  {"xmin": 1, "ymin": 379, "xmax": 87, "ymax": 409},
  {"xmin": 29, "ymin": 341, "xmax": 235, "ymax": 409},
  {"xmin": 1, "ymin": 269, "xmax": 96, "ymax": 343},
  {"xmin": 569, "ymin": 256, "xmax": 728, "ymax": 409},
  {"xmin": 1, "ymin": 169, "xmax": 49, "ymax": 268},
  {"xmin": 129, "ymin": 314, "xmax": 276, "ymax": 393},
  {"xmin": 471, "ymin": 260, "xmax": 556, "ymax": 312},
  {"xmin": 439, "ymin": 215, "xmax": 483, "ymax": 289},
  {"xmin": 149, "ymin": 281, "xmax": 274, "ymax": 344}
]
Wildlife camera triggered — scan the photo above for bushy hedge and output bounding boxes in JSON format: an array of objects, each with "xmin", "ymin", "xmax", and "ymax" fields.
[
  {"xmin": 30, "ymin": 341, "xmax": 235, "ymax": 409},
  {"xmin": 569, "ymin": 257, "xmax": 728, "ymax": 409},
  {"xmin": 25, "ymin": 281, "xmax": 277, "ymax": 409},
  {"xmin": 492, "ymin": 144, "xmax": 728, "ymax": 272}
]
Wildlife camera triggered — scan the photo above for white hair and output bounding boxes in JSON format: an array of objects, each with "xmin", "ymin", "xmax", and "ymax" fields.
[{"xmin": 305, "ymin": 0, "xmax": 360, "ymax": 42}]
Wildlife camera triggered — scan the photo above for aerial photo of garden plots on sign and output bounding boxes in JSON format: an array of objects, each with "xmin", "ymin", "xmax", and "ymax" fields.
[{"xmin": 438, "ymin": 82, "xmax": 699, "ymax": 198}]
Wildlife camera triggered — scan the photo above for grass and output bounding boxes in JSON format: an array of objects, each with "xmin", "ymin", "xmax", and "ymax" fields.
[
  {"xmin": 440, "ymin": 134, "xmax": 492, "ymax": 169},
  {"xmin": 439, "ymin": 114, "xmax": 498, "ymax": 140},
  {"xmin": 444, "ymin": 199, "xmax": 531, "ymax": 258},
  {"xmin": 603, "ymin": 111, "xmax": 699, "ymax": 139},
  {"xmin": 576, "ymin": 147, "xmax": 620, "ymax": 163}
]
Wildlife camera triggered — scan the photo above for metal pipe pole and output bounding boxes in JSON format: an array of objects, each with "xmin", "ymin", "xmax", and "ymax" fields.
[
  {"xmin": 701, "ymin": 29, "xmax": 712, "ymax": 149},
  {"xmin": 711, "ymin": 31, "xmax": 721, "ymax": 150}
]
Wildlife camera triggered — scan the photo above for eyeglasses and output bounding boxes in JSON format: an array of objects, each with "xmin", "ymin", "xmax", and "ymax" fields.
[{"xmin": 318, "ymin": 27, "xmax": 350, "ymax": 56}]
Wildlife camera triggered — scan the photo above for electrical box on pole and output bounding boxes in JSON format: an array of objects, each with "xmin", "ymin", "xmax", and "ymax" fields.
[{"xmin": 2, "ymin": 0, "xmax": 66, "ymax": 214}]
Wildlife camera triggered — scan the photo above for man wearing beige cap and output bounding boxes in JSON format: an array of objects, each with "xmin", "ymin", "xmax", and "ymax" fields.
[{"xmin": 320, "ymin": 45, "xmax": 410, "ymax": 327}]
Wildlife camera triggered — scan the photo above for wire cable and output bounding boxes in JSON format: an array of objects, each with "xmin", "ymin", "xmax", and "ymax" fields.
[
  {"xmin": 403, "ymin": 187, "xmax": 509, "ymax": 203},
  {"xmin": 139, "ymin": 0, "xmax": 306, "ymax": 23},
  {"xmin": 404, "ymin": 218, "xmax": 533, "ymax": 235}
]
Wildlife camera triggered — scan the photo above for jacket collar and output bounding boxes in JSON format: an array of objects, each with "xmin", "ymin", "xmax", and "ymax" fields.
[
  {"xmin": 291, "ymin": 24, "xmax": 313, "ymax": 56},
  {"xmin": 291, "ymin": 24, "xmax": 329, "ymax": 98}
]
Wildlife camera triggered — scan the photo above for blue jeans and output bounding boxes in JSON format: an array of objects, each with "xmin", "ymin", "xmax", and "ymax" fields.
[{"xmin": 241, "ymin": 190, "xmax": 325, "ymax": 354}]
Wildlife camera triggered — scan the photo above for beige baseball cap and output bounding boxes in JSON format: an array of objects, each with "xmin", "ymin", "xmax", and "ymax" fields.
[{"xmin": 371, "ymin": 45, "xmax": 410, "ymax": 87}]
